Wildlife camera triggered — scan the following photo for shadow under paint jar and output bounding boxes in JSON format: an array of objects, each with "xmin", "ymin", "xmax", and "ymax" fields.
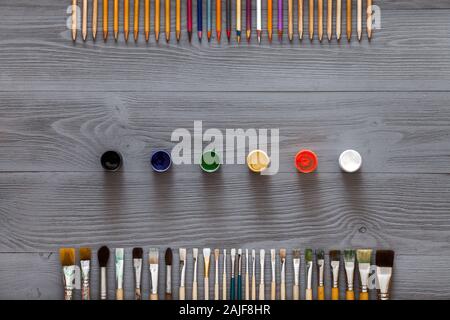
[
  {"xmin": 200, "ymin": 150, "xmax": 221, "ymax": 173},
  {"xmin": 100, "ymin": 150, "xmax": 123, "ymax": 171},
  {"xmin": 151, "ymin": 150, "xmax": 172, "ymax": 172}
]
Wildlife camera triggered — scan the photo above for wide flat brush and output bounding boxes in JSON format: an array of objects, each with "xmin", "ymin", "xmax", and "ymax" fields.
[
  {"xmin": 305, "ymin": 249, "xmax": 313, "ymax": 300},
  {"xmin": 93, "ymin": 0, "xmax": 99, "ymax": 40},
  {"xmin": 179, "ymin": 248, "xmax": 187, "ymax": 300},
  {"xmin": 60, "ymin": 248, "xmax": 76, "ymax": 300},
  {"xmin": 330, "ymin": 250, "xmax": 341, "ymax": 300},
  {"xmin": 293, "ymin": 249, "xmax": 300, "ymax": 300},
  {"xmin": 270, "ymin": 249, "xmax": 276, "ymax": 300},
  {"xmin": 204, "ymin": 248, "xmax": 211, "ymax": 300},
  {"xmin": 115, "ymin": 248, "xmax": 124, "ymax": 300},
  {"xmin": 192, "ymin": 248, "xmax": 198, "ymax": 300},
  {"xmin": 132, "ymin": 247, "xmax": 143, "ymax": 300},
  {"xmin": 376, "ymin": 250, "xmax": 394, "ymax": 300},
  {"xmin": 165, "ymin": 248, "xmax": 173, "ymax": 300},
  {"xmin": 344, "ymin": 249, "xmax": 356, "ymax": 300},
  {"xmin": 222, "ymin": 249, "xmax": 227, "ymax": 299},
  {"xmin": 80, "ymin": 247, "xmax": 91, "ymax": 300},
  {"xmin": 71, "ymin": 0, "xmax": 77, "ymax": 41},
  {"xmin": 82, "ymin": 0, "xmax": 88, "ymax": 41},
  {"xmin": 230, "ymin": 249, "xmax": 236, "ymax": 299},
  {"xmin": 98, "ymin": 246, "xmax": 110, "ymax": 300},
  {"xmin": 280, "ymin": 249, "xmax": 286, "ymax": 300},
  {"xmin": 356, "ymin": 249, "xmax": 372, "ymax": 300},
  {"xmin": 259, "ymin": 249, "xmax": 265, "ymax": 300},
  {"xmin": 149, "ymin": 248, "xmax": 159, "ymax": 300},
  {"xmin": 214, "ymin": 249, "xmax": 220, "ymax": 300},
  {"xmin": 316, "ymin": 249, "xmax": 325, "ymax": 300},
  {"xmin": 237, "ymin": 249, "xmax": 242, "ymax": 300}
]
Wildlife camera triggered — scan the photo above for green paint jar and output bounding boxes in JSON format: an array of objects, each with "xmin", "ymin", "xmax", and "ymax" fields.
[{"xmin": 200, "ymin": 150, "xmax": 221, "ymax": 173}]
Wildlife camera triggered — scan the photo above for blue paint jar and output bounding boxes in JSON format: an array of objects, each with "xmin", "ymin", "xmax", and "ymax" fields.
[{"xmin": 151, "ymin": 150, "xmax": 172, "ymax": 172}]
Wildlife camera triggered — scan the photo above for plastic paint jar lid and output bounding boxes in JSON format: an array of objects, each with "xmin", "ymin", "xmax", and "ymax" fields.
[
  {"xmin": 247, "ymin": 150, "xmax": 270, "ymax": 173},
  {"xmin": 201, "ymin": 150, "xmax": 221, "ymax": 173},
  {"xmin": 151, "ymin": 150, "xmax": 172, "ymax": 172},
  {"xmin": 295, "ymin": 150, "xmax": 318, "ymax": 173},
  {"xmin": 339, "ymin": 150, "xmax": 362, "ymax": 173},
  {"xmin": 101, "ymin": 150, "xmax": 122, "ymax": 171}
]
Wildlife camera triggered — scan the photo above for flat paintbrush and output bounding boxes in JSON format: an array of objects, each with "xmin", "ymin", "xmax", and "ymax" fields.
[
  {"xmin": 270, "ymin": 249, "xmax": 276, "ymax": 300},
  {"xmin": 293, "ymin": 249, "xmax": 300, "ymax": 300},
  {"xmin": 204, "ymin": 248, "xmax": 211, "ymax": 300},
  {"xmin": 330, "ymin": 250, "xmax": 341, "ymax": 300},
  {"xmin": 179, "ymin": 248, "xmax": 187, "ymax": 300},
  {"xmin": 357, "ymin": 249, "xmax": 372, "ymax": 300},
  {"xmin": 305, "ymin": 249, "xmax": 313, "ymax": 300},
  {"xmin": 60, "ymin": 248, "xmax": 76, "ymax": 300},
  {"xmin": 376, "ymin": 250, "xmax": 395, "ymax": 300},
  {"xmin": 165, "ymin": 248, "xmax": 173, "ymax": 300},
  {"xmin": 344, "ymin": 249, "xmax": 356, "ymax": 300},
  {"xmin": 192, "ymin": 248, "xmax": 198, "ymax": 300},
  {"xmin": 316, "ymin": 249, "xmax": 325, "ymax": 300},
  {"xmin": 214, "ymin": 249, "xmax": 220, "ymax": 300},
  {"xmin": 149, "ymin": 248, "xmax": 159, "ymax": 300},
  {"xmin": 80, "ymin": 248, "xmax": 91, "ymax": 300},
  {"xmin": 98, "ymin": 246, "xmax": 110, "ymax": 300},
  {"xmin": 115, "ymin": 248, "xmax": 124, "ymax": 300},
  {"xmin": 132, "ymin": 247, "xmax": 143, "ymax": 300},
  {"xmin": 280, "ymin": 249, "xmax": 286, "ymax": 300}
]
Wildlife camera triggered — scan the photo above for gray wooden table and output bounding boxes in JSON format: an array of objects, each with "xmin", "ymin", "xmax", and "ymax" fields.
[{"xmin": 1, "ymin": 0, "xmax": 450, "ymax": 300}]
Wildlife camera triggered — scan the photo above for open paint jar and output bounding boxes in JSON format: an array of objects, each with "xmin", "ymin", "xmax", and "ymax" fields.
[
  {"xmin": 101, "ymin": 150, "xmax": 123, "ymax": 171},
  {"xmin": 151, "ymin": 150, "xmax": 172, "ymax": 172},
  {"xmin": 247, "ymin": 150, "xmax": 270, "ymax": 173},
  {"xmin": 339, "ymin": 150, "xmax": 362, "ymax": 173},
  {"xmin": 200, "ymin": 150, "xmax": 221, "ymax": 173},
  {"xmin": 295, "ymin": 150, "xmax": 318, "ymax": 173}
]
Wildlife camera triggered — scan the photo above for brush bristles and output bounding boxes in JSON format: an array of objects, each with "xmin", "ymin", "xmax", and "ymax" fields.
[
  {"xmin": 97, "ymin": 246, "xmax": 110, "ymax": 267},
  {"xmin": 115, "ymin": 248, "xmax": 124, "ymax": 259},
  {"xmin": 149, "ymin": 248, "xmax": 159, "ymax": 265},
  {"xmin": 193, "ymin": 248, "xmax": 198, "ymax": 259},
  {"xmin": 316, "ymin": 249, "xmax": 325, "ymax": 260},
  {"xmin": 330, "ymin": 250, "xmax": 341, "ymax": 261},
  {"xmin": 165, "ymin": 248, "xmax": 172, "ymax": 265},
  {"xmin": 231, "ymin": 248, "xmax": 236, "ymax": 256},
  {"xmin": 270, "ymin": 249, "xmax": 275, "ymax": 261},
  {"xmin": 293, "ymin": 249, "xmax": 301, "ymax": 259},
  {"xmin": 214, "ymin": 249, "xmax": 220, "ymax": 260},
  {"xmin": 203, "ymin": 248, "xmax": 211, "ymax": 262},
  {"xmin": 179, "ymin": 248, "xmax": 186, "ymax": 261},
  {"xmin": 280, "ymin": 249, "xmax": 286, "ymax": 260},
  {"xmin": 133, "ymin": 247, "xmax": 143, "ymax": 259},
  {"xmin": 344, "ymin": 249, "xmax": 356, "ymax": 262},
  {"xmin": 305, "ymin": 249, "xmax": 313, "ymax": 262},
  {"xmin": 60, "ymin": 248, "xmax": 75, "ymax": 266},
  {"xmin": 376, "ymin": 250, "xmax": 394, "ymax": 267},
  {"xmin": 79, "ymin": 247, "xmax": 91, "ymax": 261},
  {"xmin": 356, "ymin": 249, "xmax": 372, "ymax": 264}
]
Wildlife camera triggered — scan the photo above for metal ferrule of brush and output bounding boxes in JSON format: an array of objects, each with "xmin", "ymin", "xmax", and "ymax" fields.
[
  {"xmin": 100, "ymin": 267, "xmax": 107, "ymax": 300},
  {"xmin": 80, "ymin": 260, "xmax": 90, "ymax": 300},
  {"xmin": 359, "ymin": 263, "xmax": 370, "ymax": 292},
  {"xmin": 318, "ymin": 260, "xmax": 324, "ymax": 287},
  {"xmin": 150, "ymin": 264, "xmax": 159, "ymax": 294},
  {"xmin": 331, "ymin": 261, "xmax": 340, "ymax": 287},
  {"xmin": 133, "ymin": 259, "xmax": 142, "ymax": 290},
  {"xmin": 306, "ymin": 262, "xmax": 313, "ymax": 289},
  {"xmin": 345, "ymin": 262, "xmax": 355, "ymax": 291},
  {"xmin": 62, "ymin": 265, "xmax": 76, "ymax": 300},
  {"xmin": 293, "ymin": 259, "xmax": 300, "ymax": 286},
  {"xmin": 116, "ymin": 262, "xmax": 124, "ymax": 290},
  {"xmin": 166, "ymin": 265, "xmax": 172, "ymax": 294}
]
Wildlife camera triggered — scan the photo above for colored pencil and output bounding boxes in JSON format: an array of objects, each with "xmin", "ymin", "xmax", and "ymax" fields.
[
  {"xmin": 226, "ymin": 0, "xmax": 231, "ymax": 41},
  {"xmin": 134, "ymin": 0, "xmax": 140, "ymax": 40},
  {"xmin": 207, "ymin": 0, "xmax": 212, "ymax": 41},
  {"xmin": 176, "ymin": 0, "xmax": 181, "ymax": 40},
  {"xmin": 278, "ymin": 0, "xmax": 283, "ymax": 41},
  {"xmin": 246, "ymin": 0, "xmax": 252, "ymax": 41},
  {"xmin": 114, "ymin": 0, "xmax": 119, "ymax": 40},
  {"xmin": 198, "ymin": 0, "xmax": 203, "ymax": 41},
  {"xmin": 298, "ymin": 0, "xmax": 304, "ymax": 40},
  {"xmin": 257, "ymin": 0, "xmax": 262, "ymax": 43},
  {"xmin": 367, "ymin": 0, "xmax": 373, "ymax": 40},
  {"xmin": 124, "ymin": 0, "xmax": 130, "ymax": 41},
  {"xmin": 327, "ymin": 0, "xmax": 332, "ymax": 41},
  {"xmin": 347, "ymin": 0, "xmax": 352, "ymax": 41},
  {"xmin": 237, "ymin": 0, "xmax": 242, "ymax": 43},
  {"xmin": 318, "ymin": 0, "xmax": 323, "ymax": 41},
  {"xmin": 216, "ymin": 0, "xmax": 222, "ymax": 42},
  {"xmin": 93, "ymin": 0, "xmax": 99, "ymax": 40},
  {"xmin": 82, "ymin": 0, "xmax": 88, "ymax": 41},
  {"xmin": 103, "ymin": 0, "xmax": 109, "ymax": 40},
  {"xmin": 288, "ymin": 0, "xmax": 293, "ymax": 41},
  {"xmin": 145, "ymin": 0, "xmax": 150, "ymax": 41},
  {"xmin": 155, "ymin": 0, "xmax": 161, "ymax": 41},
  {"xmin": 357, "ymin": 0, "xmax": 362, "ymax": 41},
  {"xmin": 266, "ymin": 0, "xmax": 271, "ymax": 42},
  {"xmin": 166, "ymin": 0, "xmax": 171, "ymax": 42},
  {"xmin": 72, "ymin": 0, "xmax": 77, "ymax": 41},
  {"xmin": 309, "ymin": 0, "xmax": 314, "ymax": 41},
  {"xmin": 336, "ymin": 0, "xmax": 342, "ymax": 40},
  {"xmin": 188, "ymin": 0, "xmax": 193, "ymax": 42}
]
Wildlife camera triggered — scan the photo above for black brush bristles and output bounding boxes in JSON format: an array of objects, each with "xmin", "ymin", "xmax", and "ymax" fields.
[
  {"xmin": 165, "ymin": 248, "xmax": 173, "ymax": 266},
  {"xmin": 98, "ymin": 246, "xmax": 110, "ymax": 267},
  {"xmin": 133, "ymin": 247, "xmax": 143, "ymax": 260},
  {"xmin": 376, "ymin": 250, "xmax": 395, "ymax": 268},
  {"xmin": 330, "ymin": 250, "xmax": 341, "ymax": 262}
]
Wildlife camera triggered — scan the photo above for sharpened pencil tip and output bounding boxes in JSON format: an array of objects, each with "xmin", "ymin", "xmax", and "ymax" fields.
[
  {"xmin": 134, "ymin": 31, "xmax": 139, "ymax": 41},
  {"xmin": 198, "ymin": 31, "xmax": 202, "ymax": 41},
  {"xmin": 176, "ymin": 31, "xmax": 181, "ymax": 42},
  {"xmin": 226, "ymin": 30, "xmax": 231, "ymax": 42},
  {"xmin": 145, "ymin": 31, "xmax": 150, "ymax": 42},
  {"xmin": 217, "ymin": 32, "xmax": 221, "ymax": 43},
  {"xmin": 207, "ymin": 31, "xmax": 211, "ymax": 41},
  {"xmin": 188, "ymin": 32, "xmax": 192, "ymax": 42},
  {"xmin": 166, "ymin": 34, "xmax": 170, "ymax": 42},
  {"xmin": 278, "ymin": 31, "xmax": 283, "ymax": 42}
]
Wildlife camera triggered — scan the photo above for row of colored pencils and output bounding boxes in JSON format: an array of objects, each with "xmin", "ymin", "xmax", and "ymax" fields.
[{"xmin": 71, "ymin": 0, "xmax": 374, "ymax": 43}]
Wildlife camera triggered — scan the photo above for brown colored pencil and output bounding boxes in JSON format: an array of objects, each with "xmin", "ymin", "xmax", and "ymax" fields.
[
  {"xmin": 134, "ymin": 0, "xmax": 140, "ymax": 40},
  {"xmin": 72, "ymin": 0, "xmax": 77, "ymax": 41},
  {"xmin": 298, "ymin": 0, "xmax": 303, "ymax": 40},
  {"xmin": 318, "ymin": 0, "xmax": 323, "ymax": 42},
  {"xmin": 93, "ymin": 0, "xmax": 99, "ymax": 40},
  {"xmin": 103, "ymin": 0, "xmax": 109, "ymax": 40},
  {"xmin": 367, "ymin": 0, "xmax": 372, "ymax": 40},
  {"xmin": 347, "ymin": 0, "xmax": 352, "ymax": 41},
  {"xmin": 145, "ymin": 0, "xmax": 150, "ymax": 41},
  {"xmin": 309, "ymin": 0, "xmax": 314, "ymax": 41},
  {"xmin": 114, "ymin": 0, "xmax": 119, "ymax": 40},
  {"xmin": 327, "ymin": 0, "xmax": 332, "ymax": 41},
  {"xmin": 124, "ymin": 0, "xmax": 130, "ymax": 41}
]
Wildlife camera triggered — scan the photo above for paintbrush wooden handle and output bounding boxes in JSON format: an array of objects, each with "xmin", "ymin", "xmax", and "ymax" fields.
[
  {"xmin": 293, "ymin": 284, "xmax": 299, "ymax": 300},
  {"xmin": 346, "ymin": 290, "xmax": 355, "ymax": 300},
  {"xmin": 331, "ymin": 287, "xmax": 339, "ymax": 300},
  {"xmin": 116, "ymin": 288, "xmax": 124, "ymax": 300},
  {"xmin": 179, "ymin": 287, "xmax": 185, "ymax": 300},
  {"xmin": 135, "ymin": 288, "xmax": 142, "ymax": 300},
  {"xmin": 192, "ymin": 281, "xmax": 198, "ymax": 300},
  {"xmin": 318, "ymin": 285, "xmax": 325, "ymax": 300},
  {"xmin": 258, "ymin": 283, "xmax": 264, "ymax": 300},
  {"xmin": 215, "ymin": 281, "xmax": 219, "ymax": 300},
  {"xmin": 245, "ymin": 273, "xmax": 249, "ymax": 300},
  {"xmin": 204, "ymin": 277, "xmax": 209, "ymax": 300},
  {"xmin": 251, "ymin": 274, "xmax": 256, "ymax": 300},
  {"xmin": 150, "ymin": 293, "xmax": 158, "ymax": 300},
  {"xmin": 222, "ymin": 273, "xmax": 227, "ymax": 299},
  {"xmin": 270, "ymin": 281, "xmax": 276, "ymax": 300},
  {"xmin": 306, "ymin": 288, "xmax": 313, "ymax": 300},
  {"xmin": 360, "ymin": 291, "xmax": 369, "ymax": 300},
  {"xmin": 280, "ymin": 281, "xmax": 286, "ymax": 300}
]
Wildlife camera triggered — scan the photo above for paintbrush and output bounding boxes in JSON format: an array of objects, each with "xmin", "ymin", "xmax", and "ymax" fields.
[
  {"xmin": 347, "ymin": 0, "xmax": 352, "ymax": 41},
  {"xmin": 93, "ymin": 0, "xmax": 99, "ymax": 40},
  {"xmin": 179, "ymin": 248, "xmax": 187, "ymax": 300},
  {"xmin": 103, "ymin": 0, "xmax": 109, "ymax": 40},
  {"xmin": 280, "ymin": 249, "xmax": 286, "ymax": 300},
  {"xmin": 71, "ymin": 0, "xmax": 77, "ymax": 41},
  {"xmin": 298, "ymin": 0, "xmax": 304, "ymax": 40},
  {"xmin": 245, "ymin": 249, "xmax": 250, "ymax": 300},
  {"xmin": 214, "ymin": 249, "xmax": 220, "ymax": 300},
  {"xmin": 132, "ymin": 247, "xmax": 143, "ymax": 300},
  {"xmin": 114, "ymin": 0, "xmax": 119, "ymax": 40},
  {"xmin": 309, "ymin": 0, "xmax": 314, "ymax": 41},
  {"xmin": 134, "ymin": 0, "xmax": 140, "ymax": 40},
  {"xmin": 336, "ymin": 0, "xmax": 342, "ymax": 40},
  {"xmin": 357, "ymin": 0, "xmax": 362, "ymax": 40},
  {"xmin": 237, "ymin": 249, "xmax": 242, "ymax": 299},
  {"xmin": 288, "ymin": 0, "xmax": 293, "ymax": 41},
  {"xmin": 149, "ymin": 248, "xmax": 159, "ymax": 300},
  {"xmin": 357, "ymin": 249, "xmax": 372, "ymax": 300},
  {"xmin": 376, "ymin": 250, "xmax": 394, "ymax": 300},
  {"xmin": 344, "ymin": 249, "xmax": 356, "ymax": 300},
  {"xmin": 318, "ymin": 0, "xmax": 324, "ymax": 41},
  {"xmin": 305, "ymin": 249, "xmax": 313, "ymax": 300},
  {"xmin": 316, "ymin": 249, "xmax": 325, "ymax": 300},
  {"xmin": 327, "ymin": 0, "xmax": 332, "ymax": 40},
  {"xmin": 204, "ymin": 248, "xmax": 211, "ymax": 300},
  {"xmin": 165, "ymin": 0, "xmax": 170, "ymax": 42},
  {"xmin": 82, "ymin": 0, "xmax": 88, "ymax": 41},
  {"xmin": 270, "ymin": 249, "xmax": 276, "ymax": 300},
  {"xmin": 330, "ymin": 250, "xmax": 341, "ymax": 300},
  {"xmin": 115, "ymin": 248, "xmax": 124, "ymax": 300},
  {"xmin": 293, "ymin": 249, "xmax": 300, "ymax": 300},
  {"xmin": 98, "ymin": 246, "xmax": 110, "ymax": 300},
  {"xmin": 155, "ymin": 0, "xmax": 161, "ymax": 41},
  {"xmin": 367, "ymin": 0, "xmax": 373, "ymax": 40},
  {"xmin": 192, "ymin": 248, "xmax": 198, "ymax": 300},
  {"xmin": 145, "ymin": 0, "xmax": 150, "ymax": 41},
  {"xmin": 251, "ymin": 249, "xmax": 256, "ymax": 300},
  {"xmin": 60, "ymin": 248, "xmax": 76, "ymax": 300},
  {"xmin": 165, "ymin": 248, "xmax": 173, "ymax": 300},
  {"xmin": 80, "ymin": 247, "xmax": 91, "ymax": 300},
  {"xmin": 259, "ymin": 249, "xmax": 265, "ymax": 300},
  {"xmin": 222, "ymin": 249, "xmax": 227, "ymax": 299},
  {"xmin": 230, "ymin": 248, "xmax": 236, "ymax": 299},
  {"xmin": 176, "ymin": 0, "xmax": 181, "ymax": 41}
]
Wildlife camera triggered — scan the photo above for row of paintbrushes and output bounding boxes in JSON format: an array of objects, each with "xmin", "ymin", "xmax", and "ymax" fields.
[
  {"xmin": 70, "ymin": 0, "xmax": 375, "ymax": 43},
  {"xmin": 60, "ymin": 247, "xmax": 394, "ymax": 300}
]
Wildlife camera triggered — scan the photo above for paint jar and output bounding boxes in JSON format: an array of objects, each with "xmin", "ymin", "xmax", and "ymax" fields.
[
  {"xmin": 200, "ymin": 150, "xmax": 221, "ymax": 173},
  {"xmin": 295, "ymin": 150, "xmax": 318, "ymax": 173},
  {"xmin": 101, "ymin": 150, "xmax": 122, "ymax": 171},
  {"xmin": 247, "ymin": 150, "xmax": 270, "ymax": 173},
  {"xmin": 151, "ymin": 150, "xmax": 172, "ymax": 172},
  {"xmin": 339, "ymin": 150, "xmax": 362, "ymax": 173}
]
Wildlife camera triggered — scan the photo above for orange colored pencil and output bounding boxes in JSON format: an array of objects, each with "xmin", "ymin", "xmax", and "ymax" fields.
[
  {"xmin": 267, "ymin": 0, "xmax": 272, "ymax": 42},
  {"xmin": 124, "ymin": 0, "xmax": 130, "ymax": 41},
  {"xmin": 347, "ymin": 0, "xmax": 352, "ymax": 41},
  {"xmin": 103, "ymin": 0, "xmax": 109, "ymax": 40},
  {"xmin": 145, "ymin": 0, "xmax": 150, "ymax": 41},
  {"xmin": 155, "ymin": 0, "xmax": 160, "ymax": 41},
  {"xmin": 165, "ymin": 0, "xmax": 171, "ymax": 42},
  {"xmin": 216, "ymin": 0, "xmax": 222, "ymax": 42},
  {"xmin": 114, "ymin": 0, "xmax": 119, "ymax": 40},
  {"xmin": 298, "ymin": 0, "xmax": 303, "ymax": 40},
  {"xmin": 176, "ymin": 0, "xmax": 181, "ymax": 41},
  {"xmin": 134, "ymin": 0, "xmax": 140, "ymax": 40}
]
